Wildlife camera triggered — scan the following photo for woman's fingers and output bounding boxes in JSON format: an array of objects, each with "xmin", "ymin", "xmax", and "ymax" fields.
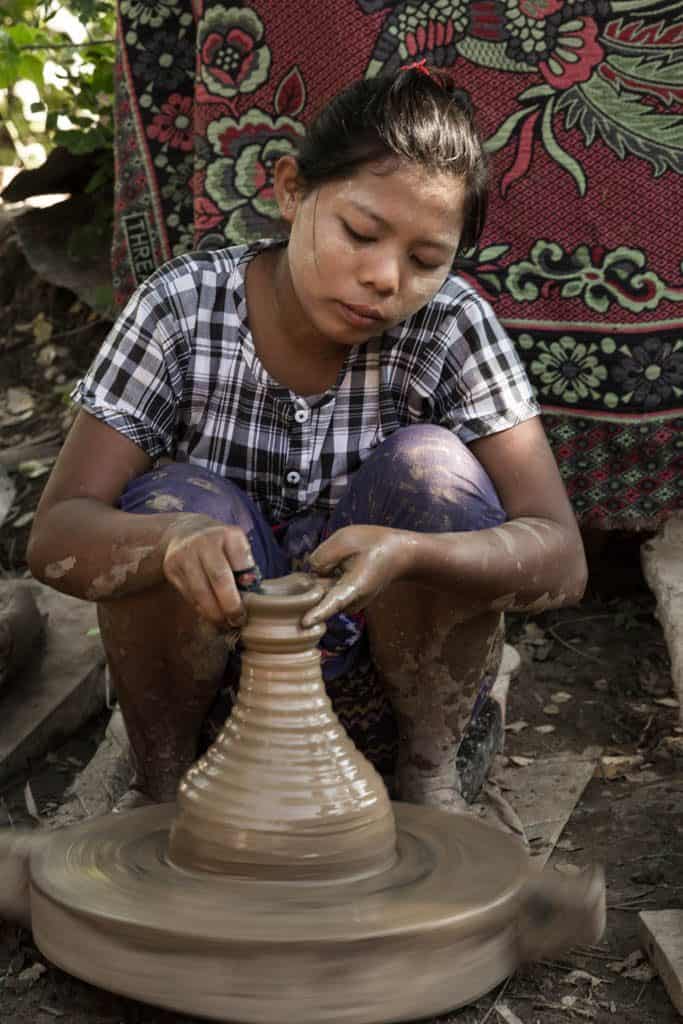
[
  {"xmin": 301, "ymin": 561, "xmax": 376, "ymax": 627},
  {"xmin": 167, "ymin": 556, "xmax": 227, "ymax": 625},
  {"xmin": 308, "ymin": 528, "xmax": 359, "ymax": 574},
  {"xmin": 199, "ymin": 551, "xmax": 247, "ymax": 626},
  {"xmin": 163, "ymin": 520, "xmax": 257, "ymax": 626}
]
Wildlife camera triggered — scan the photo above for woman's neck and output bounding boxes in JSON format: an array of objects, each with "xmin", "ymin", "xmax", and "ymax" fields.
[{"xmin": 246, "ymin": 247, "xmax": 348, "ymax": 395}]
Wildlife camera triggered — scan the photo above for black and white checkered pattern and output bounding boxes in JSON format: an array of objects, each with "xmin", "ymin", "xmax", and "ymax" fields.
[{"xmin": 72, "ymin": 240, "xmax": 539, "ymax": 522}]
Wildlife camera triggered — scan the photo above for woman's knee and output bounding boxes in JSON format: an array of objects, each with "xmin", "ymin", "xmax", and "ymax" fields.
[
  {"xmin": 339, "ymin": 425, "xmax": 506, "ymax": 532},
  {"xmin": 119, "ymin": 463, "xmax": 256, "ymax": 533},
  {"xmin": 119, "ymin": 463, "xmax": 289, "ymax": 579}
]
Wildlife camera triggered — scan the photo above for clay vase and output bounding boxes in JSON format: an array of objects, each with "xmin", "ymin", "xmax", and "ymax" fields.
[{"xmin": 168, "ymin": 573, "xmax": 397, "ymax": 881}]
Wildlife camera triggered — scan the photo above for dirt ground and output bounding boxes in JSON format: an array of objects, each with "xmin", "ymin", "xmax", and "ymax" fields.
[{"xmin": 1, "ymin": 219, "xmax": 681, "ymax": 1023}]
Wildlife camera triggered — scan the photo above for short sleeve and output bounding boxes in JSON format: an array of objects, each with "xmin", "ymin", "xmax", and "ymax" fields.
[
  {"xmin": 435, "ymin": 295, "xmax": 540, "ymax": 443},
  {"xmin": 70, "ymin": 276, "xmax": 188, "ymax": 459}
]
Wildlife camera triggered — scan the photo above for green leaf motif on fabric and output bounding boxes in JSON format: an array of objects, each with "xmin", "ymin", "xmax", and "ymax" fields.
[
  {"xmin": 557, "ymin": 68, "xmax": 683, "ymax": 177},
  {"xmin": 521, "ymin": 333, "xmax": 608, "ymax": 404},
  {"xmin": 541, "ymin": 98, "xmax": 586, "ymax": 195},
  {"xmin": 506, "ymin": 241, "xmax": 683, "ymax": 313}
]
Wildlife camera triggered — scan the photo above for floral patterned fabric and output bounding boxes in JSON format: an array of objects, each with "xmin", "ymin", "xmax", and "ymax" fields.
[{"xmin": 113, "ymin": 0, "xmax": 683, "ymax": 530}]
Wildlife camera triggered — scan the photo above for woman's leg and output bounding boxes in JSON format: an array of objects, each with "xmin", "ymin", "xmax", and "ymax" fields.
[
  {"xmin": 328, "ymin": 426, "xmax": 515, "ymax": 824},
  {"xmin": 97, "ymin": 464, "xmax": 289, "ymax": 802}
]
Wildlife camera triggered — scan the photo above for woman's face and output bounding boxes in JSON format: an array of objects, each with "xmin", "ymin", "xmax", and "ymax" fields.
[{"xmin": 277, "ymin": 158, "xmax": 466, "ymax": 347}]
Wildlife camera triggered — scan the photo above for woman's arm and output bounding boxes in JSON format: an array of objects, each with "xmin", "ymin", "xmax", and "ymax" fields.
[
  {"xmin": 414, "ymin": 416, "xmax": 587, "ymax": 609},
  {"xmin": 303, "ymin": 417, "xmax": 587, "ymax": 626},
  {"xmin": 27, "ymin": 411, "xmax": 255, "ymax": 625},
  {"xmin": 27, "ymin": 411, "xmax": 167, "ymax": 599}
]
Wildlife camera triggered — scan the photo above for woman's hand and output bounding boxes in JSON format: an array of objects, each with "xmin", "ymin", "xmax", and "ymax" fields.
[
  {"xmin": 301, "ymin": 525, "xmax": 421, "ymax": 627},
  {"xmin": 162, "ymin": 514, "xmax": 258, "ymax": 628}
]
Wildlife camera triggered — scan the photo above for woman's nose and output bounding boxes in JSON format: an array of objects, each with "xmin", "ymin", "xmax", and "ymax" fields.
[{"xmin": 360, "ymin": 247, "xmax": 400, "ymax": 296}]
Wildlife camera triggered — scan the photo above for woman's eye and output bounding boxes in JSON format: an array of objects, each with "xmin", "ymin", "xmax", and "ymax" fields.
[
  {"xmin": 412, "ymin": 255, "xmax": 442, "ymax": 271},
  {"xmin": 343, "ymin": 222, "xmax": 374, "ymax": 243}
]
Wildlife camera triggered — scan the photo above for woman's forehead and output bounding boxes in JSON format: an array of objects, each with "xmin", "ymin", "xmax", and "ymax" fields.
[{"xmin": 329, "ymin": 161, "xmax": 466, "ymax": 238}]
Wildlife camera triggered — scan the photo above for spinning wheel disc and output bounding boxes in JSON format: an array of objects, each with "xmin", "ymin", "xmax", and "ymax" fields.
[
  {"xmin": 30, "ymin": 802, "xmax": 528, "ymax": 1023},
  {"xmin": 16, "ymin": 576, "xmax": 604, "ymax": 1022}
]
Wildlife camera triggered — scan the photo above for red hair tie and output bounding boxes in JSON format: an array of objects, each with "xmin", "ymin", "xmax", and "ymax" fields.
[{"xmin": 399, "ymin": 58, "xmax": 433, "ymax": 79}]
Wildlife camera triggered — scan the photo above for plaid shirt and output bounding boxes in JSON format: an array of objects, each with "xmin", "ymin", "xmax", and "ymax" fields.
[{"xmin": 73, "ymin": 240, "xmax": 539, "ymax": 522}]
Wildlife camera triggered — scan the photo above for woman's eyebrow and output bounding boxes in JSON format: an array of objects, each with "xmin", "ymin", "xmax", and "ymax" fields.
[{"xmin": 347, "ymin": 200, "xmax": 455, "ymax": 253}]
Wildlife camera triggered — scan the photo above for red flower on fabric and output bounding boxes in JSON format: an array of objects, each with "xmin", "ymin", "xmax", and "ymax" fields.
[
  {"xmin": 201, "ymin": 28, "xmax": 256, "ymax": 91},
  {"xmin": 197, "ymin": 6, "xmax": 270, "ymax": 100},
  {"xmin": 539, "ymin": 17, "xmax": 604, "ymax": 90},
  {"xmin": 147, "ymin": 94, "xmax": 193, "ymax": 151}
]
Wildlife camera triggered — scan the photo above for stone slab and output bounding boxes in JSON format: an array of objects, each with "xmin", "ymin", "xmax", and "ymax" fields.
[
  {"xmin": 642, "ymin": 513, "xmax": 683, "ymax": 727},
  {"xmin": 0, "ymin": 579, "xmax": 106, "ymax": 786},
  {"xmin": 639, "ymin": 910, "xmax": 683, "ymax": 1016},
  {"xmin": 499, "ymin": 746, "xmax": 602, "ymax": 866}
]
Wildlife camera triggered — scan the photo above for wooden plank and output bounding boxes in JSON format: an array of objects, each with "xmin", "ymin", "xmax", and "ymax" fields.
[
  {"xmin": 0, "ymin": 580, "xmax": 106, "ymax": 786},
  {"xmin": 639, "ymin": 910, "xmax": 683, "ymax": 1016},
  {"xmin": 498, "ymin": 747, "xmax": 602, "ymax": 866}
]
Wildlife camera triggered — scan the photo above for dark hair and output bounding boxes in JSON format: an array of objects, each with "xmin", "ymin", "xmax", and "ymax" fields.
[{"xmin": 296, "ymin": 68, "xmax": 489, "ymax": 254}]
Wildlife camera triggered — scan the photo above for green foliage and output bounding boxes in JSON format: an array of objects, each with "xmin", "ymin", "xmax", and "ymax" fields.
[{"xmin": 0, "ymin": 0, "xmax": 115, "ymax": 171}]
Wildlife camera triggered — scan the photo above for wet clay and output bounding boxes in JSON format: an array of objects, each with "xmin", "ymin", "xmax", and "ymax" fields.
[
  {"xmin": 13, "ymin": 573, "xmax": 605, "ymax": 1023},
  {"xmin": 169, "ymin": 574, "xmax": 397, "ymax": 880}
]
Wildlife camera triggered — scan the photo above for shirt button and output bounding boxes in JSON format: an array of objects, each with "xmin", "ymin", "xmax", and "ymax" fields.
[
  {"xmin": 285, "ymin": 470, "xmax": 301, "ymax": 486},
  {"xmin": 294, "ymin": 408, "xmax": 309, "ymax": 424}
]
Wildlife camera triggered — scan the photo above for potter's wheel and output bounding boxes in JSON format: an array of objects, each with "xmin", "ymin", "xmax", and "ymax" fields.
[
  {"xmin": 30, "ymin": 804, "xmax": 527, "ymax": 1022},
  {"xmin": 20, "ymin": 575, "xmax": 604, "ymax": 1023}
]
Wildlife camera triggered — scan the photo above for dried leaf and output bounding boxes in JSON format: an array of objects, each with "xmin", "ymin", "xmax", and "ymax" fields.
[
  {"xmin": 13, "ymin": 511, "xmax": 35, "ymax": 528},
  {"xmin": 556, "ymin": 838, "xmax": 582, "ymax": 852},
  {"xmin": 555, "ymin": 862, "xmax": 583, "ymax": 876},
  {"xmin": 535, "ymin": 724, "xmax": 556, "ymax": 734},
  {"xmin": 6, "ymin": 387, "xmax": 35, "ymax": 416},
  {"xmin": 623, "ymin": 963, "xmax": 656, "ymax": 982},
  {"xmin": 17, "ymin": 962, "xmax": 47, "ymax": 985},
  {"xmin": 524, "ymin": 622, "xmax": 547, "ymax": 642},
  {"xmin": 32, "ymin": 313, "xmax": 53, "ymax": 345},
  {"xmin": 543, "ymin": 703, "xmax": 560, "ymax": 715},
  {"xmin": 495, "ymin": 1003, "xmax": 525, "ymax": 1024},
  {"xmin": 505, "ymin": 720, "xmax": 528, "ymax": 734},
  {"xmin": 608, "ymin": 950, "xmax": 645, "ymax": 974},
  {"xmin": 654, "ymin": 697, "xmax": 679, "ymax": 708},
  {"xmin": 18, "ymin": 458, "xmax": 54, "ymax": 479},
  {"xmin": 564, "ymin": 969, "xmax": 604, "ymax": 988},
  {"xmin": 596, "ymin": 755, "xmax": 644, "ymax": 780},
  {"xmin": 509, "ymin": 755, "xmax": 535, "ymax": 767},
  {"xmin": 552, "ymin": 691, "xmax": 573, "ymax": 703},
  {"xmin": 24, "ymin": 781, "xmax": 40, "ymax": 820},
  {"xmin": 36, "ymin": 343, "xmax": 57, "ymax": 368},
  {"xmin": 0, "ymin": 465, "xmax": 16, "ymax": 529}
]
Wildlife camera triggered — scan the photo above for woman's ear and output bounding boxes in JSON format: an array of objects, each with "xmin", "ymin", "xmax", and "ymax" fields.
[{"xmin": 273, "ymin": 155, "xmax": 302, "ymax": 224}]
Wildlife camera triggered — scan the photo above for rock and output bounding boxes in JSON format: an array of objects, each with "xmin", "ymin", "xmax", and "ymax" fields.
[
  {"xmin": 641, "ymin": 513, "xmax": 683, "ymax": 726},
  {"xmin": 49, "ymin": 707, "xmax": 133, "ymax": 827},
  {"xmin": 0, "ymin": 579, "xmax": 105, "ymax": 785},
  {"xmin": 0, "ymin": 584, "xmax": 46, "ymax": 694}
]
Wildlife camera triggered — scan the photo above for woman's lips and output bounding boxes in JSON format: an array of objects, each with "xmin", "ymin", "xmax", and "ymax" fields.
[{"xmin": 336, "ymin": 301, "xmax": 384, "ymax": 327}]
